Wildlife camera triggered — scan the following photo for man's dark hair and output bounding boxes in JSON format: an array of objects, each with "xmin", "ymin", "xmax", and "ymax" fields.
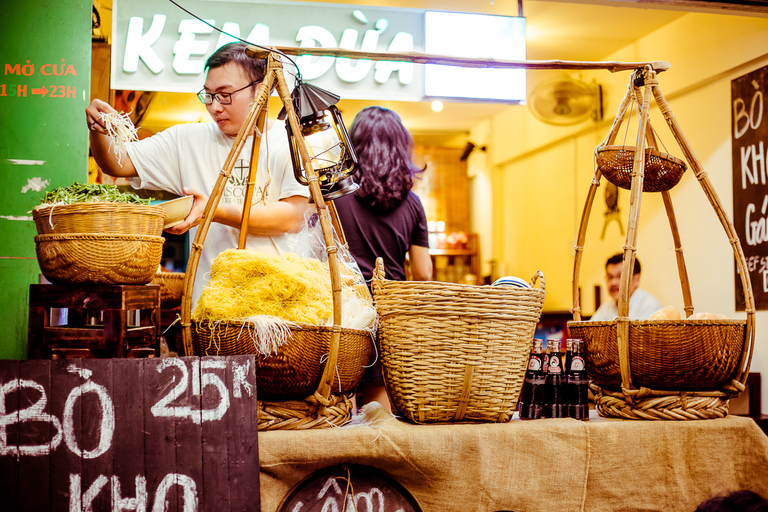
[
  {"xmin": 606, "ymin": 252, "xmax": 641, "ymax": 275},
  {"xmin": 695, "ymin": 490, "xmax": 768, "ymax": 512},
  {"xmin": 204, "ymin": 42, "xmax": 265, "ymax": 84}
]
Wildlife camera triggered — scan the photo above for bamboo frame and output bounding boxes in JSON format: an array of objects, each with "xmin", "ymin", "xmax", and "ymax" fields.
[
  {"xmin": 179, "ymin": 50, "xmax": 347, "ymax": 410},
  {"xmin": 570, "ymin": 67, "xmax": 756, "ymax": 413}
]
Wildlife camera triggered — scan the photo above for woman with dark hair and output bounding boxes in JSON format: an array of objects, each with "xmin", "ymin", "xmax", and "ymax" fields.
[
  {"xmin": 334, "ymin": 106, "xmax": 433, "ymax": 411},
  {"xmin": 335, "ymin": 106, "xmax": 433, "ymax": 283}
]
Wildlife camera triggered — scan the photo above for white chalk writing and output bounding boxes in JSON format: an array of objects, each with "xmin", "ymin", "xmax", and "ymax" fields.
[
  {"xmin": 68, "ymin": 474, "xmax": 196, "ymax": 512},
  {"xmin": 150, "ymin": 358, "xmax": 230, "ymax": 424},
  {"xmin": 0, "ymin": 379, "xmax": 63, "ymax": 456}
]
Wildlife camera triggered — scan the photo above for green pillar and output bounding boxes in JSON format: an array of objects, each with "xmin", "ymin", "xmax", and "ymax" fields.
[{"xmin": 0, "ymin": 0, "xmax": 91, "ymax": 358}]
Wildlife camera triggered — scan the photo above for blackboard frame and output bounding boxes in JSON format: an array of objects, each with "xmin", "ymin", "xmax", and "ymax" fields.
[{"xmin": 732, "ymin": 64, "xmax": 768, "ymax": 311}]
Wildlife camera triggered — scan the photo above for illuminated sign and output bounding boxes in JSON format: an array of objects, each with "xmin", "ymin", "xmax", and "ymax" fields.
[{"xmin": 113, "ymin": 0, "xmax": 526, "ymax": 103}]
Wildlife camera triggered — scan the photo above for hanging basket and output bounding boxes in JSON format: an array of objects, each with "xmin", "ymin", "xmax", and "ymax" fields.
[
  {"xmin": 191, "ymin": 320, "xmax": 372, "ymax": 401},
  {"xmin": 567, "ymin": 318, "xmax": 747, "ymax": 391},
  {"xmin": 569, "ymin": 68, "xmax": 755, "ymax": 420},
  {"xmin": 597, "ymin": 145, "xmax": 687, "ymax": 192}
]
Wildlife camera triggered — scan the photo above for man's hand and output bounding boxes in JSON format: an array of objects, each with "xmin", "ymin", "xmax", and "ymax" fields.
[
  {"xmin": 86, "ymin": 99, "xmax": 139, "ymax": 178},
  {"xmin": 85, "ymin": 99, "xmax": 117, "ymax": 134},
  {"xmin": 164, "ymin": 188, "xmax": 206, "ymax": 235}
]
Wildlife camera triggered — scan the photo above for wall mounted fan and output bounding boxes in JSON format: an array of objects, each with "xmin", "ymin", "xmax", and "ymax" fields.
[{"xmin": 528, "ymin": 75, "xmax": 604, "ymax": 126}]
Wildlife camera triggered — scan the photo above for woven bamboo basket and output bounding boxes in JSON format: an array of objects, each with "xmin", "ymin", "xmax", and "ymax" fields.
[
  {"xmin": 597, "ymin": 145, "xmax": 686, "ymax": 192},
  {"xmin": 179, "ymin": 53, "xmax": 371, "ymax": 429},
  {"xmin": 568, "ymin": 68, "xmax": 755, "ymax": 420},
  {"xmin": 35, "ymin": 233, "xmax": 164, "ymax": 285},
  {"xmin": 567, "ymin": 319, "xmax": 747, "ymax": 390},
  {"xmin": 191, "ymin": 320, "xmax": 371, "ymax": 401},
  {"xmin": 32, "ymin": 203, "xmax": 165, "ymax": 236},
  {"xmin": 372, "ymin": 258, "xmax": 545, "ymax": 424},
  {"xmin": 151, "ymin": 271, "xmax": 185, "ymax": 306}
]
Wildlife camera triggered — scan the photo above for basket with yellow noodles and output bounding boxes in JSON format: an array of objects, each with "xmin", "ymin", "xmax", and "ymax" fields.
[
  {"xmin": 190, "ymin": 250, "xmax": 374, "ymax": 403},
  {"xmin": 373, "ymin": 258, "xmax": 545, "ymax": 424},
  {"xmin": 568, "ymin": 68, "xmax": 754, "ymax": 420}
]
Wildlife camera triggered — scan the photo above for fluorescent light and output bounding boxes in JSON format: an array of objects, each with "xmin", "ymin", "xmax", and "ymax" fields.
[{"xmin": 424, "ymin": 11, "xmax": 526, "ymax": 102}]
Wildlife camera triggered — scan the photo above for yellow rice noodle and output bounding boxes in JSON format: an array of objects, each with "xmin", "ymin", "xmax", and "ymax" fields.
[
  {"xmin": 193, "ymin": 249, "xmax": 335, "ymax": 325},
  {"xmin": 192, "ymin": 249, "xmax": 377, "ymax": 356}
]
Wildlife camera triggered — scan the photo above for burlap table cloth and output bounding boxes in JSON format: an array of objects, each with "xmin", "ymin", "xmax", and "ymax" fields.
[{"xmin": 258, "ymin": 406, "xmax": 768, "ymax": 512}]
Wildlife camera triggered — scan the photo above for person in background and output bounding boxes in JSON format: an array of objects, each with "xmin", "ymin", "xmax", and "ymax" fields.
[
  {"xmin": 589, "ymin": 252, "xmax": 662, "ymax": 321},
  {"xmin": 334, "ymin": 106, "xmax": 433, "ymax": 412},
  {"xmin": 85, "ymin": 42, "xmax": 310, "ymax": 308}
]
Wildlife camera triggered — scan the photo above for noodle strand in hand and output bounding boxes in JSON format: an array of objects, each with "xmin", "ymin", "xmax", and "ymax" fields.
[{"xmin": 100, "ymin": 111, "xmax": 139, "ymax": 167}]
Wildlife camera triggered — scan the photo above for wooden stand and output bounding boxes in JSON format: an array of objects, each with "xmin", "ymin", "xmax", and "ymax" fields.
[{"xmin": 28, "ymin": 284, "xmax": 160, "ymax": 359}]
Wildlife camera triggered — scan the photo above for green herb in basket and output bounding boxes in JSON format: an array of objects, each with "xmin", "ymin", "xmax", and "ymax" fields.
[{"xmin": 40, "ymin": 182, "xmax": 151, "ymax": 205}]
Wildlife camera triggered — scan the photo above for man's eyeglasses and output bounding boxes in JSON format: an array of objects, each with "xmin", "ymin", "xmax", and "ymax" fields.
[{"xmin": 197, "ymin": 80, "xmax": 260, "ymax": 105}]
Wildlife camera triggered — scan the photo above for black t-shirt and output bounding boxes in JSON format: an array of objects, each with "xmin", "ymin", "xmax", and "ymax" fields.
[{"xmin": 333, "ymin": 191, "xmax": 429, "ymax": 282}]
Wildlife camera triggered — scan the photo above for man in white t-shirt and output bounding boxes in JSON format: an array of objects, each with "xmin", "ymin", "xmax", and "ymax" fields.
[
  {"xmin": 590, "ymin": 253, "xmax": 662, "ymax": 321},
  {"xmin": 86, "ymin": 43, "xmax": 311, "ymax": 307}
]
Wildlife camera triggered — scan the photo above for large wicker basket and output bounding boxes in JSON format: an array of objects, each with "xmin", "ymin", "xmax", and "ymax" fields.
[
  {"xmin": 372, "ymin": 258, "xmax": 545, "ymax": 424},
  {"xmin": 191, "ymin": 320, "xmax": 372, "ymax": 401},
  {"xmin": 567, "ymin": 319, "xmax": 747, "ymax": 391},
  {"xmin": 32, "ymin": 203, "xmax": 165, "ymax": 236},
  {"xmin": 35, "ymin": 233, "xmax": 164, "ymax": 285},
  {"xmin": 569, "ymin": 68, "xmax": 755, "ymax": 420}
]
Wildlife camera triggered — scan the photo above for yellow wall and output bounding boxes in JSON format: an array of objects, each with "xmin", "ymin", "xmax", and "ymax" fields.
[{"xmin": 471, "ymin": 12, "xmax": 768, "ymax": 412}]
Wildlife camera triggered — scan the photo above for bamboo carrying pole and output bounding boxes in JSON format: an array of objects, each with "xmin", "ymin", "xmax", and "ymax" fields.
[{"xmin": 267, "ymin": 45, "xmax": 671, "ymax": 74}]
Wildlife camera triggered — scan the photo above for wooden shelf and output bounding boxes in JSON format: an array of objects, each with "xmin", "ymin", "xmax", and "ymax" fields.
[
  {"xmin": 429, "ymin": 248, "xmax": 476, "ymax": 257},
  {"xmin": 429, "ymin": 233, "xmax": 480, "ymax": 284}
]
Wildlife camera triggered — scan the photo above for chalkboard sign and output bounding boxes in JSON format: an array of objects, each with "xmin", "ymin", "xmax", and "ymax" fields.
[
  {"xmin": 0, "ymin": 356, "xmax": 259, "ymax": 512},
  {"xmin": 278, "ymin": 464, "xmax": 422, "ymax": 512},
  {"xmin": 732, "ymin": 64, "xmax": 768, "ymax": 310}
]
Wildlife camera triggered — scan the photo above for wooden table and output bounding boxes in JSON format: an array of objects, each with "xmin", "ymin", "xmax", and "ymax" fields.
[{"xmin": 258, "ymin": 407, "xmax": 768, "ymax": 512}]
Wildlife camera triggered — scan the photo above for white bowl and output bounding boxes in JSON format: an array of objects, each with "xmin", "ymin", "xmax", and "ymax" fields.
[
  {"xmin": 154, "ymin": 195, "xmax": 193, "ymax": 229},
  {"xmin": 491, "ymin": 276, "xmax": 531, "ymax": 288}
]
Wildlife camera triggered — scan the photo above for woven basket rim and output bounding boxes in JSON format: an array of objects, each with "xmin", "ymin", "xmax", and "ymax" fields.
[
  {"xmin": 568, "ymin": 318, "xmax": 746, "ymax": 326},
  {"xmin": 35, "ymin": 233, "xmax": 165, "ymax": 242},
  {"xmin": 597, "ymin": 144, "xmax": 687, "ymax": 169},
  {"xmin": 193, "ymin": 318, "xmax": 372, "ymax": 336},
  {"xmin": 32, "ymin": 202, "xmax": 165, "ymax": 215},
  {"xmin": 154, "ymin": 271, "xmax": 185, "ymax": 279},
  {"xmin": 374, "ymin": 276, "xmax": 545, "ymax": 295}
]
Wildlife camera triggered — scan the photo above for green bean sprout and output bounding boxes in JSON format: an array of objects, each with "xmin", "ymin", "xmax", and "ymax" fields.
[{"xmin": 40, "ymin": 182, "xmax": 151, "ymax": 205}]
